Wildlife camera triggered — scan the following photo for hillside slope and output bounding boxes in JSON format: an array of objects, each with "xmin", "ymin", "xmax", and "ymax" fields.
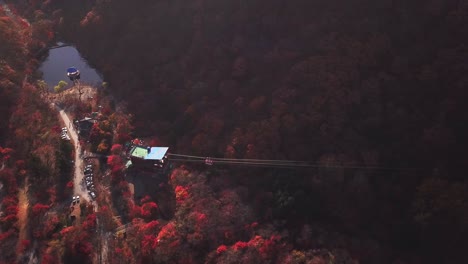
[{"xmin": 24, "ymin": 0, "xmax": 468, "ymax": 263}]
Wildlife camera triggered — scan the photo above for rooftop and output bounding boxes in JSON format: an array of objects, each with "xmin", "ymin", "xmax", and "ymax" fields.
[
  {"xmin": 130, "ymin": 146, "xmax": 148, "ymax": 159},
  {"xmin": 130, "ymin": 146, "xmax": 169, "ymax": 160},
  {"xmin": 145, "ymin": 147, "xmax": 169, "ymax": 160},
  {"xmin": 125, "ymin": 160, "xmax": 133, "ymax": 169},
  {"xmin": 67, "ymin": 67, "xmax": 78, "ymax": 74},
  {"xmin": 79, "ymin": 117, "xmax": 95, "ymax": 122}
]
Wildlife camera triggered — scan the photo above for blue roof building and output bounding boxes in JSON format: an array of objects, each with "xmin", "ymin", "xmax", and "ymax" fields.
[
  {"xmin": 129, "ymin": 145, "xmax": 169, "ymax": 170},
  {"xmin": 145, "ymin": 147, "xmax": 169, "ymax": 160}
]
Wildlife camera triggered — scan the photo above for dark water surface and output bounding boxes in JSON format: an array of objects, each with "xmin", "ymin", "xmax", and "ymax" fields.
[{"xmin": 39, "ymin": 44, "xmax": 102, "ymax": 89}]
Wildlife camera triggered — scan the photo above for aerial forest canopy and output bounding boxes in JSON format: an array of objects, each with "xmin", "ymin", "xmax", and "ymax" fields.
[
  {"xmin": 50, "ymin": 0, "xmax": 468, "ymax": 169},
  {"xmin": 1, "ymin": 0, "xmax": 468, "ymax": 263},
  {"xmin": 59, "ymin": 0, "xmax": 468, "ymax": 262}
]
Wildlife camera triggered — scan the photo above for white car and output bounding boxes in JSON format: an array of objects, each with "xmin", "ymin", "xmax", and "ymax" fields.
[{"xmin": 72, "ymin": 195, "xmax": 80, "ymax": 205}]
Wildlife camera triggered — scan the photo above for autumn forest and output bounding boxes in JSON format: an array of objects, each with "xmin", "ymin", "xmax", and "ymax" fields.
[{"xmin": 1, "ymin": 0, "xmax": 468, "ymax": 263}]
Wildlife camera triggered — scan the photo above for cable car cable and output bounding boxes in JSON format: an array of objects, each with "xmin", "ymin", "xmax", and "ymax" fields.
[{"xmin": 168, "ymin": 157, "xmax": 422, "ymax": 171}]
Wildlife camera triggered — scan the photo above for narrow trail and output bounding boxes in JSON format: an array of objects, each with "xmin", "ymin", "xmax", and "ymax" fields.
[
  {"xmin": 100, "ymin": 232, "xmax": 110, "ymax": 264},
  {"xmin": 16, "ymin": 177, "xmax": 32, "ymax": 264},
  {"xmin": 17, "ymin": 178, "xmax": 29, "ymax": 243}
]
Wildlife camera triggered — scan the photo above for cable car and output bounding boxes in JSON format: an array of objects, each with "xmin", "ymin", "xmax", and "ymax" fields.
[{"xmin": 67, "ymin": 67, "xmax": 80, "ymax": 81}]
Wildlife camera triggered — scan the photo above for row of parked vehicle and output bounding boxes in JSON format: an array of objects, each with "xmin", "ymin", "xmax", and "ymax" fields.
[
  {"xmin": 84, "ymin": 163, "xmax": 97, "ymax": 200},
  {"xmin": 61, "ymin": 127, "xmax": 70, "ymax": 141}
]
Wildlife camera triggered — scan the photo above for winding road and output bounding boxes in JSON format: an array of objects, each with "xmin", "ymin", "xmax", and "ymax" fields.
[{"xmin": 55, "ymin": 105, "xmax": 91, "ymax": 202}]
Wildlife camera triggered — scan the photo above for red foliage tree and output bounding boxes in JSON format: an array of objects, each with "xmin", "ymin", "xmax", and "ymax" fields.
[
  {"xmin": 140, "ymin": 195, "xmax": 152, "ymax": 203},
  {"xmin": 141, "ymin": 235, "xmax": 156, "ymax": 256},
  {"xmin": 82, "ymin": 214, "xmax": 97, "ymax": 230},
  {"xmin": 233, "ymin": 241, "xmax": 248, "ymax": 251},
  {"xmin": 32, "ymin": 203, "xmax": 50, "ymax": 215},
  {"xmin": 140, "ymin": 202, "xmax": 158, "ymax": 219},
  {"xmin": 107, "ymin": 155, "xmax": 123, "ymax": 173},
  {"xmin": 110, "ymin": 144, "xmax": 122, "ymax": 155},
  {"xmin": 18, "ymin": 239, "xmax": 30, "ymax": 253},
  {"xmin": 15, "ymin": 159, "xmax": 25, "ymax": 169},
  {"xmin": 174, "ymin": 185, "xmax": 189, "ymax": 204},
  {"xmin": 217, "ymin": 245, "xmax": 227, "ymax": 254},
  {"xmin": 0, "ymin": 229, "xmax": 14, "ymax": 241},
  {"xmin": 66, "ymin": 181, "xmax": 73, "ymax": 189},
  {"xmin": 157, "ymin": 222, "xmax": 177, "ymax": 243},
  {"xmin": 41, "ymin": 253, "xmax": 59, "ymax": 264},
  {"xmin": 0, "ymin": 146, "xmax": 13, "ymax": 162}
]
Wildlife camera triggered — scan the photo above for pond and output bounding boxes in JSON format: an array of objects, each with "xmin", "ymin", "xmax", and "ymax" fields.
[{"xmin": 38, "ymin": 43, "xmax": 102, "ymax": 89}]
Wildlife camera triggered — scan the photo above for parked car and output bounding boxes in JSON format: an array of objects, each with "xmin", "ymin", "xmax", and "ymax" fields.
[
  {"xmin": 72, "ymin": 195, "xmax": 80, "ymax": 205},
  {"xmin": 89, "ymin": 191, "xmax": 97, "ymax": 200}
]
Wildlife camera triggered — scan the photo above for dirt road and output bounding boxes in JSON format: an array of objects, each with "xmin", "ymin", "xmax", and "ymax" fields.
[
  {"xmin": 17, "ymin": 178, "xmax": 29, "ymax": 242},
  {"xmin": 56, "ymin": 105, "xmax": 91, "ymax": 202}
]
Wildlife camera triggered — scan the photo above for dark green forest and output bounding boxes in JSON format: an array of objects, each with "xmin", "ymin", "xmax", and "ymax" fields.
[{"xmin": 3, "ymin": 0, "xmax": 468, "ymax": 263}]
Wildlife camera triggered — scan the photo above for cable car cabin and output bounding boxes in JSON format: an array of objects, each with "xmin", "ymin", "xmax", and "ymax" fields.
[
  {"xmin": 129, "ymin": 146, "xmax": 169, "ymax": 171},
  {"xmin": 67, "ymin": 67, "xmax": 80, "ymax": 81}
]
